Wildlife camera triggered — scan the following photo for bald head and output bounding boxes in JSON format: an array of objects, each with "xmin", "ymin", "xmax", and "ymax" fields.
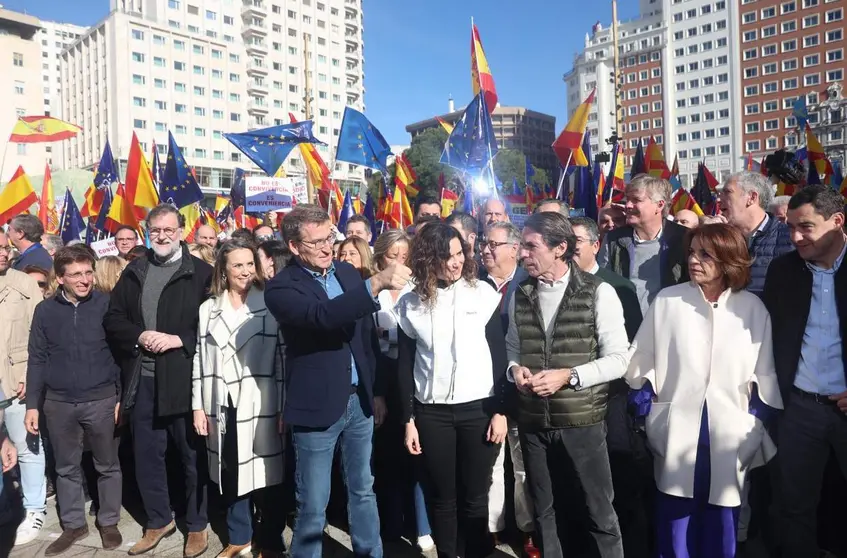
[
  {"xmin": 674, "ymin": 209, "xmax": 699, "ymax": 229},
  {"xmin": 195, "ymin": 225, "xmax": 218, "ymax": 248},
  {"xmin": 483, "ymin": 198, "xmax": 509, "ymax": 226}
]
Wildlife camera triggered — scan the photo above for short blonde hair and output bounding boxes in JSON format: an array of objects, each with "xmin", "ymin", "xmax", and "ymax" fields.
[
  {"xmin": 94, "ymin": 256, "xmax": 128, "ymax": 294},
  {"xmin": 337, "ymin": 236, "xmax": 373, "ymax": 278},
  {"xmin": 188, "ymin": 242, "xmax": 215, "ymax": 265},
  {"xmin": 627, "ymin": 174, "xmax": 672, "ymax": 217},
  {"xmin": 372, "ymin": 230, "xmax": 410, "ymax": 272}
]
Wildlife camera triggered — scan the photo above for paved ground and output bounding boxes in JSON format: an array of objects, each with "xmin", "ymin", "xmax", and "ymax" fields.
[{"xmin": 2, "ymin": 498, "xmax": 520, "ymax": 558}]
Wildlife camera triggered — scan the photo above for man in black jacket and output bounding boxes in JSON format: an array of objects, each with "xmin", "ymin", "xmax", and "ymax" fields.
[
  {"xmin": 23, "ymin": 245, "xmax": 123, "ymax": 556},
  {"xmin": 104, "ymin": 204, "xmax": 213, "ymax": 558},
  {"xmin": 762, "ymin": 185, "xmax": 847, "ymax": 558}
]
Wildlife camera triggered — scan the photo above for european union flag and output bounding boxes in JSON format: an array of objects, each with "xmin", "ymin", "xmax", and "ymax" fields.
[
  {"xmin": 525, "ymin": 159, "xmax": 535, "ymax": 184},
  {"xmin": 808, "ymin": 161, "xmax": 822, "ymax": 185},
  {"xmin": 161, "ymin": 132, "xmax": 204, "ymax": 208},
  {"xmin": 337, "ymin": 189, "xmax": 355, "ymax": 233},
  {"xmin": 216, "ymin": 200, "xmax": 233, "ymax": 226},
  {"xmin": 793, "ymin": 97, "xmax": 808, "ymax": 130},
  {"xmin": 462, "ymin": 184, "xmax": 475, "ymax": 216},
  {"xmin": 335, "ymin": 107, "xmax": 392, "ymax": 172},
  {"xmin": 831, "ymin": 161, "xmax": 844, "ymax": 191},
  {"xmin": 85, "ymin": 219, "xmax": 97, "ymax": 245},
  {"xmin": 225, "ymin": 121, "xmax": 324, "ymax": 176},
  {"xmin": 59, "ymin": 190, "xmax": 84, "ymax": 244},
  {"xmin": 94, "ymin": 140, "xmax": 118, "ymax": 191},
  {"xmin": 363, "ymin": 195, "xmax": 377, "ymax": 245},
  {"xmin": 572, "ymin": 131, "xmax": 598, "ymax": 221},
  {"xmin": 630, "ymin": 140, "xmax": 646, "ymax": 177},
  {"xmin": 440, "ymin": 93, "xmax": 498, "ymax": 175},
  {"xmin": 230, "ymin": 168, "xmax": 247, "ymax": 208},
  {"xmin": 94, "ymin": 186, "xmax": 114, "ymax": 233},
  {"xmin": 151, "ymin": 142, "xmax": 164, "ymax": 191}
]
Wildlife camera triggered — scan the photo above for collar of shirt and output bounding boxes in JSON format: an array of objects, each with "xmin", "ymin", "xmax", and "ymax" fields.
[
  {"xmin": 751, "ymin": 214, "xmax": 770, "ymax": 239},
  {"xmin": 300, "ymin": 259, "xmax": 336, "ymax": 280},
  {"xmin": 806, "ymin": 238, "xmax": 847, "ymax": 275},
  {"xmin": 487, "ymin": 265, "xmax": 517, "ymax": 293},
  {"xmin": 19, "ymin": 242, "xmax": 44, "ymax": 257},
  {"xmin": 633, "ymin": 226, "xmax": 663, "ymax": 244},
  {"xmin": 538, "ymin": 268, "xmax": 571, "ymax": 289},
  {"xmin": 589, "ymin": 262, "xmax": 600, "ymax": 275}
]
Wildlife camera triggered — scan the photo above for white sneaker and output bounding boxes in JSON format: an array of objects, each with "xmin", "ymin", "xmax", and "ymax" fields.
[
  {"xmin": 14, "ymin": 510, "xmax": 46, "ymax": 546},
  {"xmin": 417, "ymin": 534, "xmax": 435, "ymax": 551}
]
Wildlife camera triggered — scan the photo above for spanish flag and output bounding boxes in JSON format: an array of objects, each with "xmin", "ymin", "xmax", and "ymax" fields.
[
  {"xmin": 395, "ymin": 154, "xmax": 418, "ymax": 196},
  {"xmin": 289, "ymin": 113, "xmax": 332, "ymax": 191},
  {"xmin": 440, "ymin": 188, "xmax": 459, "ymax": 218},
  {"xmin": 388, "ymin": 183, "xmax": 414, "ymax": 230},
  {"xmin": 9, "ymin": 116, "xmax": 82, "ymax": 143},
  {"xmin": 0, "ymin": 166, "xmax": 38, "ymax": 225},
  {"xmin": 471, "ymin": 21, "xmax": 498, "ymax": 113},
  {"xmin": 805, "ymin": 123, "xmax": 834, "ymax": 177},
  {"xmin": 436, "ymin": 117, "xmax": 454, "ymax": 135},
  {"xmin": 670, "ymin": 188, "xmax": 704, "ymax": 217},
  {"xmin": 38, "ymin": 164, "xmax": 59, "ymax": 234},
  {"xmin": 180, "ymin": 203, "xmax": 203, "ymax": 242},
  {"xmin": 645, "ymin": 136, "xmax": 671, "ymax": 179},
  {"xmin": 103, "ymin": 183, "xmax": 139, "ymax": 235},
  {"xmin": 552, "ymin": 89, "xmax": 595, "ymax": 167},
  {"xmin": 124, "ymin": 132, "xmax": 159, "ymax": 221}
]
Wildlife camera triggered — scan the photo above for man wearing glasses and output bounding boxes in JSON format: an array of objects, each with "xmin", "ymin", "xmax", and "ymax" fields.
[
  {"xmin": 0, "ymin": 230, "xmax": 48, "ymax": 547},
  {"xmin": 105, "ymin": 204, "xmax": 213, "ymax": 558},
  {"xmin": 114, "ymin": 226, "xmax": 139, "ymax": 260},
  {"xmin": 265, "ymin": 204, "xmax": 411, "ymax": 558}
]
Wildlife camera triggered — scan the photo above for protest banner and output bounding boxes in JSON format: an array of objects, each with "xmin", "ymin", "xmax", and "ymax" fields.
[
  {"xmin": 245, "ymin": 176, "xmax": 308, "ymax": 213},
  {"xmin": 90, "ymin": 237, "xmax": 119, "ymax": 257}
]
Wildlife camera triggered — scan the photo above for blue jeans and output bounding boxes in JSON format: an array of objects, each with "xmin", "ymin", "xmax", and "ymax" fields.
[
  {"xmin": 5, "ymin": 399, "xmax": 46, "ymax": 513},
  {"xmin": 290, "ymin": 393, "xmax": 382, "ymax": 558}
]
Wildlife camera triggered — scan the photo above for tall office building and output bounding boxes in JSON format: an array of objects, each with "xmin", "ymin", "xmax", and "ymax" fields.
[{"xmin": 62, "ymin": 0, "xmax": 366, "ymax": 194}]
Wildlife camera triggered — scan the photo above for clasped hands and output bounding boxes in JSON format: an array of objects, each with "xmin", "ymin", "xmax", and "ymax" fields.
[
  {"xmin": 138, "ymin": 331, "xmax": 183, "ymax": 354},
  {"xmin": 512, "ymin": 366, "xmax": 572, "ymax": 398}
]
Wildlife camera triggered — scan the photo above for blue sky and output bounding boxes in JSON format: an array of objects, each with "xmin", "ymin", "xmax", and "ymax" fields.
[{"xmin": 6, "ymin": 0, "xmax": 639, "ymax": 144}]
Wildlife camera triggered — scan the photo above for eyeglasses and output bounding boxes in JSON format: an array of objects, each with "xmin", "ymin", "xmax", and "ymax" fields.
[
  {"xmin": 483, "ymin": 240, "xmax": 514, "ymax": 252},
  {"xmin": 64, "ymin": 270, "xmax": 94, "ymax": 281},
  {"xmin": 148, "ymin": 227, "xmax": 180, "ymax": 238},
  {"xmin": 256, "ymin": 234, "xmax": 274, "ymax": 242},
  {"xmin": 298, "ymin": 234, "xmax": 336, "ymax": 251},
  {"xmin": 37, "ymin": 281, "xmax": 48, "ymax": 288},
  {"xmin": 0, "ymin": 246, "xmax": 11, "ymax": 254}
]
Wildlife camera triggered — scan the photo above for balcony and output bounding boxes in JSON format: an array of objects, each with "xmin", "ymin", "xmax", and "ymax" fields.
[
  {"xmin": 247, "ymin": 79, "xmax": 269, "ymax": 94},
  {"xmin": 247, "ymin": 100, "xmax": 269, "ymax": 113},
  {"xmin": 246, "ymin": 60, "xmax": 268, "ymax": 75},
  {"xmin": 245, "ymin": 40, "xmax": 268, "ymax": 55},
  {"xmin": 346, "ymin": 64, "xmax": 359, "ymax": 78},
  {"xmin": 243, "ymin": 19, "xmax": 267, "ymax": 36},
  {"xmin": 241, "ymin": 0, "xmax": 267, "ymax": 17},
  {"xmin": 248, "ymin": 118, "xmax": 266, "ymax": 130}
]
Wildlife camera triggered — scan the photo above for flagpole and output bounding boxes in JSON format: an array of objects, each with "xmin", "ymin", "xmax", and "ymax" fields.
[{"xmin": 555, "ymin": 152, "xmax": 573, "ymax": 200}]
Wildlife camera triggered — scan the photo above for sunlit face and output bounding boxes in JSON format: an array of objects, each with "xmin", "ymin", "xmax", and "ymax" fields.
[
  {"xmin": 415, "ymin": 203, "xmax": 441, "ymax": 222},
  {"xmin": 675, "ymin": 210, "xmax": 699, "ymax": 229},
  {"xmin": 625, "ymin": 187, "xmax": 663, "ymax": 229},
  {"xmin": 519, "ymin": 228, "xmax": 564, "ymax": 279},
  {"xmin": 0, "ymin": 233, "xmax": 11, "ymax": 273},
  {"xmin": 483, "ymin": 200, "xmax": 508, "ymax": 226},
  {"xmin": 225, "ymin": 248, "xmax": 256, "ymax": 294},
  {"xmin": 148, "ymin": 213, "xmax": 182, "ymax": 259},
  {"xmin": 345, "ymin": 222, "xmax": 371, "ymax": 242},
  {"xmin": 571, "ymin": 224, "xmax": 600, "ymax": 273},
  {"xmin": 787, "ymin": 202, "xmax": 845, "ymax": 263},
  {"xmin": 773, "ymin": 204, "xmax": 788, "ymax": 223},
  {"xmin": 598, "ymin": 206, "xmax": 625, "ymax": 236},
  {"xmin": 687, "ymin": 236, "xmax": 722, "ymax": 287},
  {"xmin": 449, "ymin": 223, "xmax": 476, "ymax": 248},
  {"xmin": 196, "ymin": 225, "xmax": 217, "ymax": 247},
  {"xmin": 115, "ymin": 229, "xmax": 138, "ymax": 256},
  {"xmin": 57, "ymin": 261, "xmax": 94, "ymax": 300},
  {"xmin": 7, "ymin": 224, "xmax": 25, "ymax": 251},
  {"xmin": 481, "ymin": 227, "xmax": 517, "ymax": 271},
  {"xmin": 380, "ymin": 240, "xmax": 409, "ymax": 268},
  {"xmin": 338, "ymin": 243, "xmax": 363, "ymax": 269},
  {"xmin": 437, "ymin": 238, "xmax": 465, "ymax": 283},
  {"xmin": 258, "ymin": 247, "xmax": 275, "ymax": 278},
  {"xmin": 26, "ymin": 270, "xmax": 50, "ymax": 297},
  {"xmin": 717, "ymin": 179, "xmax": 753, "ymax": 226},
  {"xmin": 290, "ymin": 220, "xmax": 335, "ymax": 272}
]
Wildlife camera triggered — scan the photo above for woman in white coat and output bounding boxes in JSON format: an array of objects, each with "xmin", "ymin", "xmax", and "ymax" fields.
[
  {"xmin": 625, "ymin": 223, "xmax": 783, "ymax": 558},
  {"xmin": 192, "ymin": 238, "xmax": 286, "ymax": 558}
]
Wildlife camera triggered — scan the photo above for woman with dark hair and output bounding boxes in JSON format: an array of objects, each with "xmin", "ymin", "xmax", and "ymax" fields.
[
  {"xmin": 257, "ymin": 239, "xmax": 292, "ymax": 279},
  {"xmin": 626, "ymin": 223, "xmax": 783, "ymax": 558},
  {"xmin": 395, "ymin": 222, "xmax": 508, "ymax": 558},
  {"xmin": 192, "ymin": 238, "xmax": 286, "ymax": 557}
]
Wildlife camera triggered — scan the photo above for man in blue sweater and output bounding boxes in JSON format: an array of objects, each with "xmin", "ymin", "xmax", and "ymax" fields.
[
  {"xmin": 8, "ymin": 214, "xmax": 53, "ymax": 272},
  {"xmin": 24, "ymin": 245, "xmax": 123, "ymax": 556}
]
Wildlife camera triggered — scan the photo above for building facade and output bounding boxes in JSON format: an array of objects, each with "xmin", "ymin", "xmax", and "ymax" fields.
[
  {"xmin": 62, "ymin": 0, "xmax": 366, "ymax": 195},
  {"xmin": 405, "ymin": 105, "xmax": 558, "ymax": 179},
  {"xmin": 1, "ymin": 8, "xmax": 49, "ymax": 182}
]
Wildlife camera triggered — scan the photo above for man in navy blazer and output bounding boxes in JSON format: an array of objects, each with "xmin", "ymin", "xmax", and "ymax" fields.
[{"xmin": 265, "ymin": 204, "xmax": 410, "ymax": 558}]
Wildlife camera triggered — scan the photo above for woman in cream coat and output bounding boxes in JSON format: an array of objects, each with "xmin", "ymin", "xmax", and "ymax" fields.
[
  {"xmin": 625, "ymin": 223, "xmax": 783, "ymax": 558},
  {"xmin": 192, "ymin": 238, "xmax": 285, "ymax": 558}
]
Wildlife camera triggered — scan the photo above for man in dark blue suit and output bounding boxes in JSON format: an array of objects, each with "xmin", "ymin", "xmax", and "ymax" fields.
[{"xmin": 265, "ymin": 204, "xmax": 411, "ymax": 558}]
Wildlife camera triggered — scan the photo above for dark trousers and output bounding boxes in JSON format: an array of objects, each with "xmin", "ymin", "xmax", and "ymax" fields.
[
  {"xmin": 43, "ymin": 395, "xmax": 122, "ymax": 530},
  {"xmin": 520, "ymin": 422, "xmax": 624, "ymax": 558},
  {"xmin": 415, "ymin": 399, "xmax": 499, "ymax": 558},
  {"xmin": 131, "ymin": 376, "xmax": 207, "ymax": 531},
  {"xmin": 778, "ymin": 392, "xmax": 847, "ymax": 558}
]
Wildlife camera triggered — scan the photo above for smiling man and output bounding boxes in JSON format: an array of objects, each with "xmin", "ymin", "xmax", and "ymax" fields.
[
  {"xmin": 114, "ymin": 226, "xmax": 139, "ymax": 260},
  {"xmin": 598, "ymin": 175, "xmax": 689, "ymax": 313},
  {"xmin": 24, "ymin": 245, "xmax": 123, "ymax": 555}
]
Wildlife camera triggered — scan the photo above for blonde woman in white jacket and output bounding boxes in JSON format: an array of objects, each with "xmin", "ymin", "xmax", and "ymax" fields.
[
  {"xmin": 192, "ymin": 238, "xmax": 286, "ymax": 558},
  {"xmin": 625, "ymin": 223, "xmax": 783, "ymax": 558}
]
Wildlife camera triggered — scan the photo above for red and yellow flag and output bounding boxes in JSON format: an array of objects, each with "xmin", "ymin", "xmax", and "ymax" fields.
[
  {"xmin": 440, "ymin": 188, "xmax": 459, "ymax": 218},
  {"xmin": 0, "ymin": 166, "xmax": 38, "ymax": 225},
  {"xmin": 552, "ymin": 89, "xmax": 595, "ymax": 167},
  {"xmin": 395, "ymin": 154, "xmax": 418, "ymax": 195},
  {"xmin": 471, "ymin": 22, "xmax": 498, "ymax": 113},
  {"xmin": 180, "ymin": 203, "xmax": 203, "ymax": 242},
  {"xmin": 806, "ymin": 123, "xmax": 834, "ymax": 177},
  {"xmin": 80, "ymin": 182, "xmax": 106, "ymax": 219},
  {"xmin": 124, "ymin": 132, "xmax": 159, "ymax": 221},
  {"xmin": 9, "ymin": 116, "xmax": 82, "ymax": 143},
  {"xmin": 38, "ymin": 164, "xmax": 59, "ymax": 234},
  {"xmin": 290, "ymin": 113, "xmax": 332, "ymax": 192},
  {"xmin": 670, "ymin": 189, "xmax": 704, "ymax": 217},
  {"xmin": 103, "ymin": 183, "xmax": 139, "ymax": 235},
  {"xmin": 233, "ymin": 206, "xmax": 261, "ymax": 230},
  {"xmin": 645, "ymin": 137, "xmax": 671, "ymax": 179},
  {"xmin": 388, "ymin": 184, "xmax": 414, "ymax": 230},
  {"xmin": 436, "ymin": 117, "xmax": 454, "ymax": 135}
]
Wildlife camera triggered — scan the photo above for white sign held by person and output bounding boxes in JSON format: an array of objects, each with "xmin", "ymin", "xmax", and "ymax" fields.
[
  {"xmin": 90, "ymin": 237, "xmax": 120, "ymax": 258},
  {"xmin": 245, "ymin": 176, "xmax": 308, "ymax": 213}
]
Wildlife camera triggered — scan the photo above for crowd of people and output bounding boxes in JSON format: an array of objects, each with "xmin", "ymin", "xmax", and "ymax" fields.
[{"xmin": 0, "ymin": 169, "xmax": 846, "ymax": 558}]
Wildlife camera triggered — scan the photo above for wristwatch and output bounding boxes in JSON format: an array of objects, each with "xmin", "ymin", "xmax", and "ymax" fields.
[{"xmin": 568, "ymin": 369, "xmax": 581, "ymax": 389}]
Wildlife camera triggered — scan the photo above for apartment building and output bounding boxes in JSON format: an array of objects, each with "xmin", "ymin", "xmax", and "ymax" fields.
[
  {"xmin": 1, "ymin": 7, "xmax": 49, "ymax": 181},
  {"xmin": 62, "ymin": 0, "xmax": 366, "ymax": 194}
]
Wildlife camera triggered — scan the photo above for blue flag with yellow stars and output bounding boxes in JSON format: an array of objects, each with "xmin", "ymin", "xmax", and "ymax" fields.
[
  {"xmin": 94, "ymin": 186, "xmax": 114, "ymax": 233},
  {"xmin": 59, "ymin": 190, "xmax": 84, "ymax": 244},
  {"xmin": 440, "ymin": 93, "xmax": 498, "ymax": 174},
  {"xmin": 160, "ymin": 132, "xmax": 205, "ymax": 208},
  {"xmin": 335, "ymin": 107, "xmax": 392, "ymax": 173},
  {"xmin": 94, "ymin": 140, "xmax": 118, "ymax": 191},
  {"xmin": 225, "ymin": 121, "xmax": 324, "ymax": 176}
]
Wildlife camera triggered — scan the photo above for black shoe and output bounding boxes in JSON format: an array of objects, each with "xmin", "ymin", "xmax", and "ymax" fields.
[{"xmin": 45, "ymin": 478, "xmax": 56, "ymax": 501}]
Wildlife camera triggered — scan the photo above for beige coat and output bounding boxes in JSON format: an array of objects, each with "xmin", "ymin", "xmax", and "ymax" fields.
[
  {"xmin": 192, "ymin": 287, "xmax": 284, "ymax": 497},
  {"xmin": 626, "ymin": 282, "xmax": 783, "ymax": 507},
  {"xmin": 0, "ymin": 269, "xmax": 42, "ymax": 393}
]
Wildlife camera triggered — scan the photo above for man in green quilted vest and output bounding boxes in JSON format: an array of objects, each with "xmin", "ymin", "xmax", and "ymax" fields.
[{"xmin": 505, "ymin": 212, "xmax": 630, "ymax": 558}]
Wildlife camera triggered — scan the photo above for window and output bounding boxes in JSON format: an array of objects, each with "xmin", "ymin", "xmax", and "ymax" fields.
[
  {"xmin": 206, "ymin": 9, "xmax": 216, "ymax": 20},
  {"xmin": 677, "ymin": 116, "xmax": 688, "ymax": 125},
  {"xmin": 168, "ymin": 0, "xmax": 180, "ymax": 7},
  {"xmin": 187, "ymin": 4, "xmax": 199, "ymax": 15},
  {"xmin": 827, "ymin": 29, "xmax": 843, "ymax": 42},
  {"xmin": 194, "ymin": 149, "xmax": 206, "ymax": 158},
  {"xmin": 720, "ymin": 145, "xmax": 730, "ymax": 155},
  {"xmin": 744, "ymin": 30, "xmax": 757, "ymax": 42},
  {"xmin": 746, "ymin": 141, "xmax": 761, "ymax": 152},
  {"xmin": 782, "ymin": 1, "xmax": 796, "ymax": 14},
  {"xmin": 765, "ymin": 119, "xmax": 780, "ymax": 131},
  {"xmin": 230, "ymin": 112, "xmax": 241, "ymax": 122},
  {"xmin": 175, "ymin": 103, "xmax": 187, "ymax": 113},
  {"xmin": 13, "ymin": 81, "xmax": 24, "ymax": 95},
  {"xmin": 132, "ymin": 29, "xmax": 144, "ymax": 40},
  {"xmin": 230, "ymin": 53, "xmax": 240, "ymax": 63},
  {"xmin": 762, "ymin": 7, "xmax": 776, "ymax": 18},
  {"xmin": 826, "ymin": 8, "xmax": 843, "ymax": 22},
  {"xmin": 804, "ymin": 14, "xmax": 819, "ymax": 28},
  {"xmin": 706, "ymin": 147, "xmax": 717, "ymax": 156},
  {"xmin": 174, "ymin": 40, "xmax": 185, "ymax": 51},
  {"xmin": 703, "ymin": 40, "xmax": 713, "ymax": 51},
  {"xmin": 805, "ymin": 54, "xmax": 820, "ymax": 66},
  {"xmin": 744, "ymin": 48, "xmax": 758, "ymax": 60},
  {"xmin": 783, "ymin": 58, "xmax": 798, "ymax": 70},
  {"xmin": 763, "ymin": 62, "xmax": 778, "ymax": 74},
  {"xmin": 213, "ymin": 109, "xmax": 223, "ymax": 119},
  {"xmin": 193, "ymin": 65, "xmax": 204, "ymax": 75},
  {"xmin": 133, "ymin": 119, "xmax": 146, "ymax": 129},
  {"xmin": 827, "ymin": 49, "xmax": 844, "ymax": 62},
  {"xmin": 720, "ymin": 127, "xmax": 730, "ymax": 136},
  {"xmin": 745, "ymin": 84, "xmax": 760, "ymax": 96},
  {"xmin": 132, "ymin": 74, "xmax": 145, "ymax": 85},
  {"xmin": 719, "ymin": 109, "xmax": 729, "ymax": 118},
  {"xmin": 194, "ymin": 107, "xmax": 205, "ymax": 116},
  {"xmin": 804, "ymin": 35, "xmax": 819, "ymax": 47},
  {"xmin": 783, "ymin": 20, "xmax": 797, "ymax": 32},
  {"xmin": 230, "ymin": 93, "xmax": 240, "ymax": 101},
  {"xmin": 677, "ymin": 99, "xmax": 687, "ymax": 109},
  {"xmin": 718, "ymin": 91, "xmax": 729, "ymax": 101},
  {"xmin": 174, "ymin": 61, "xmax": 185, "ymax": 71},
  {"xmin": 154, "ymin": 100, "xmax": 167, "ymax": 110},
  {"xmin": 193, "ymin": 86, "xmax": 205, "ymax": 96},
  {"xmin": 153, "ymin": 35, "xmax": 166, "ymax": 45},
  {"xmin": 133, "ymin": 96, "xmax": 146, "ymax": 107},
  {"xmin": 175, "ymin": 82, "xmax": 186, "ymax": 92},
  {"xmin": 155, "ymin": 122, "xmax": 167, "ymax": 132},
  {"xmin": 781, "ymin": 40, "xmax": 797, "ymax": 52},
  {"xmin": 828, "ymin": 69, "xmax": 844, "ymax": 81},
  {"xmin": 132, "ymin": 52, "xmax": 145, "ymax": 62},
  {"xmin": 743, "ymin": 12, "xmax": 757, "ymax": 23},
  {"xmin": 678, "ymin": 133, "xmax": 688, "ymax": 142},
  {"xmin": 212, "ymin": 69, "xmax": 222, "ymax": 79},
  {"xmin": 783, "ymin": 77, "xmax": 799, "ymax": 89},
  {"xmin": 746, "ymin": 103, "xmax": 760, "ymax": 115},
  {"xmin": 764, "ymin": 100, "xmax": 779, "ymax": 112},
  {"xmin": 762, "ymin": 25, "xmax": 777, "ymax": 38},
  {"xmin": 194, "ymin": 127, "xmax": 205, "ymax": 137},
  {"xmin": 229, "ymin": 73, "xmax": 239, "ymax": 82},
  {"xmin": 154, "ymin": 56, "xmax": 166, "ymax": 67},
  {"xmin": 193, "ymin": 45, "xmax": 204, "ymax": 55}
]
